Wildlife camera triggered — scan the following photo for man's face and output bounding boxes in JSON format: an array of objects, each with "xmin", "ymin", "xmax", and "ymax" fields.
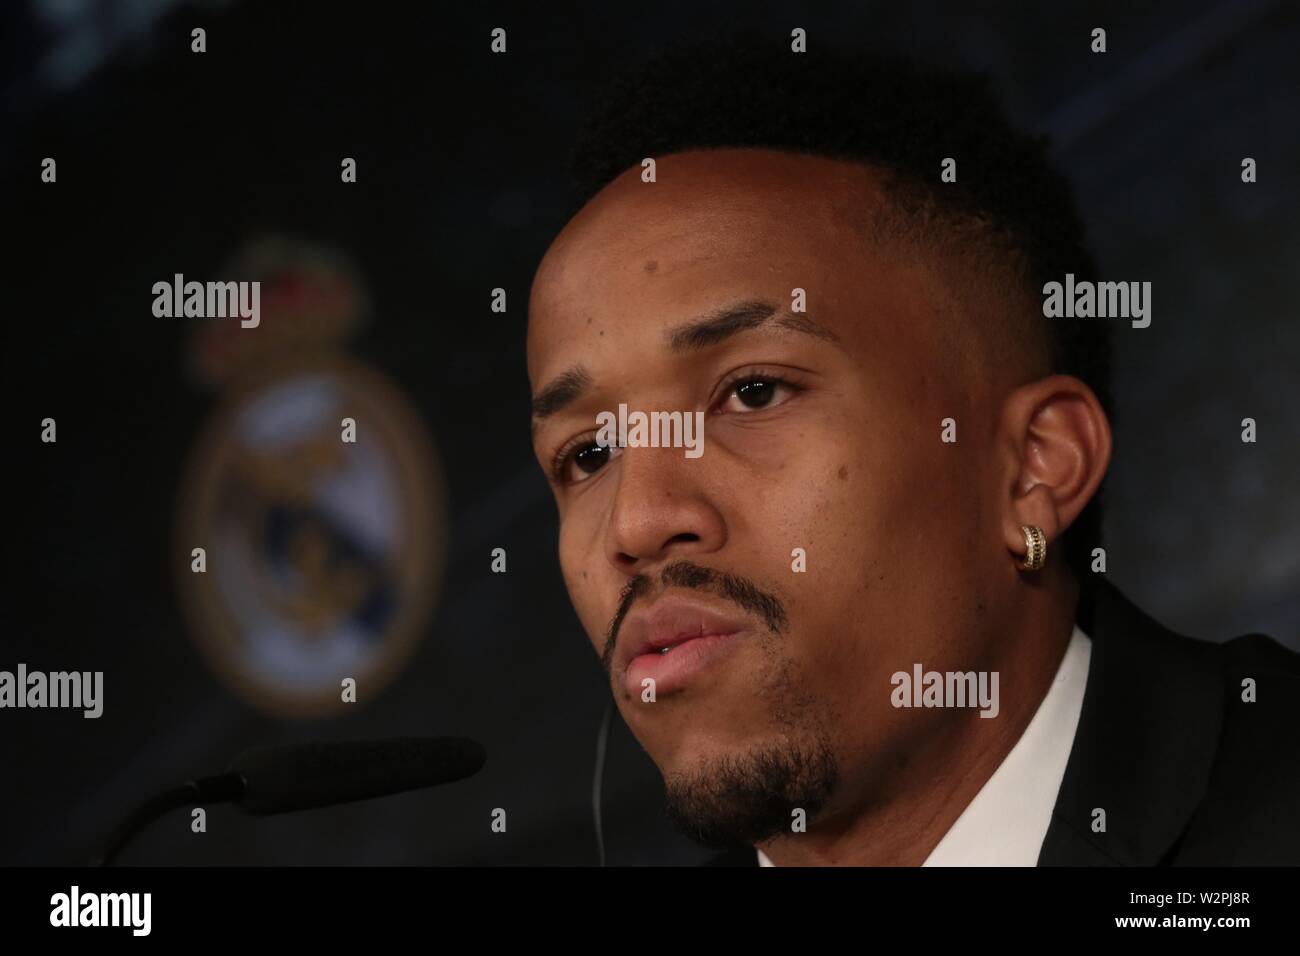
[{"xmin": 527, "ymin": 149, "xmax": 1009, "ymax": 846}]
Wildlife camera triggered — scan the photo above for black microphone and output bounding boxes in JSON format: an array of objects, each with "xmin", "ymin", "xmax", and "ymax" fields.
[{"xmin": 97, "ymin": 737, "xmax": 485, "ymax": 864}]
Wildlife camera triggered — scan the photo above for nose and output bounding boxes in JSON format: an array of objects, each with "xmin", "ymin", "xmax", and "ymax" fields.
[{"xmin": 604, "ymin": 443, "xmax": 726, "ymax": 577}]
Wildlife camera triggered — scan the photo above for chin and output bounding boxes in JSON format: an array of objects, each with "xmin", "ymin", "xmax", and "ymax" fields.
[
  {"xmin": 658, "ymin": 734, "xmax": 841, "ymax": 848},
  {"xmin": 634, "ymin": 705, "xmax": 774, "ymax": 769}
]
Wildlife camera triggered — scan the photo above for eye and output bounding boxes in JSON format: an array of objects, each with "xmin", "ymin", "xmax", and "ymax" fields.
[
  {"xmin": 553, "ymin": 438, "xmax": 623, "ymax": 485},
  {"xmin": 550, "ymin": 371, "xmax": 802, "ymax": 486},
  {"xmin": 718, "ymin": 374, "xmax": 798, "ymax": 413}
]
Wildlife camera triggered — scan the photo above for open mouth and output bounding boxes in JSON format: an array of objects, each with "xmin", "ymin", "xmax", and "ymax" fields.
[
  {"xmin": 623, "ymin": 630, "xmax": 745, "ymax": 697},
  {"xmin": 616, "ymin": 595, "xmax": 756, "ymax": 698}
]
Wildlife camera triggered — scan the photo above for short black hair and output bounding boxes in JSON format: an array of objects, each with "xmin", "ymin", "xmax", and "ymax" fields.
[{"xmin": 567, "ymin": 35, "xmax": 1110, "ymax": 583}]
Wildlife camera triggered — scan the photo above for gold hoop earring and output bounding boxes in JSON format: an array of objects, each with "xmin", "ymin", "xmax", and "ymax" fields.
[{"xmin": 1019, "ymin": 525, "xmax": 1046, "ymax": 571}]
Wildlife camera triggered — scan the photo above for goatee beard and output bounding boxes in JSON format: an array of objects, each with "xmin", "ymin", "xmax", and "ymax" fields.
[{"xmin": 662, "ymin": 737, "xmax": 839, "ymax": 849}]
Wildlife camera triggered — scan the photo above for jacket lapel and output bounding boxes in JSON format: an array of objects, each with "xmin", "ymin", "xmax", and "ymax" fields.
[{"xmin": 1038, "ymin": 581, "xmax": 1225, "ymax": 865}]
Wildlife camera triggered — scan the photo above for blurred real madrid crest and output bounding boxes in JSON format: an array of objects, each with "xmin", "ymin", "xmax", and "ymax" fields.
[{"xmin": 175, "ymin": 238, "xmax": 447, "ymax": 717}]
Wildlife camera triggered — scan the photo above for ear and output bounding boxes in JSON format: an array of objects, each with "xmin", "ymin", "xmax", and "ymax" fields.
[{"xmin": 997, "ymin": 375, "xmax": 1112, "ymax": 563}]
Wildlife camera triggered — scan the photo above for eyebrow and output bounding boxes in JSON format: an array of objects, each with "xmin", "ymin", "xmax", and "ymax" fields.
[
  {"xmin": 530, "ymin": 300, "xmax": 841, "ymax": 432},
  {"xmin": 531, "ymin": 366, "xmax": 592, "ymax": 420},
  {"xmin": 667, "ymin": 300, "xmax": 840, "ymax": 352}
]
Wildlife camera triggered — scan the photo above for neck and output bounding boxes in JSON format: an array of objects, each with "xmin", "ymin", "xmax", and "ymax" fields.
[{"xmin": 757, "ymin": 570, "xmax": 1077, "ymax": 866}]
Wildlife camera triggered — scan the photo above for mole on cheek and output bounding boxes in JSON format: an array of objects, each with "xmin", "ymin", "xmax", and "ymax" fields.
[
  {"xmin": 838, "ymin": 465, "xmax": 848, "ymax": 480},
  {"xmin": 644, "ymin": 260, "xmax": 658, "ymax": 273}
]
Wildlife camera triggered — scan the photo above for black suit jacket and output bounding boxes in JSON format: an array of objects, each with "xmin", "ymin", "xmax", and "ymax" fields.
[{"xmin": 705, "ymin": 581, "xmax": 1299, "ymax": 866}]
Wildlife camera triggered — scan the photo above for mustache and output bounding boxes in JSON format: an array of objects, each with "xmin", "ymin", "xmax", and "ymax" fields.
[{"xmin": 600, "ymin": 560, "xmax": 789, "ymax": 676}]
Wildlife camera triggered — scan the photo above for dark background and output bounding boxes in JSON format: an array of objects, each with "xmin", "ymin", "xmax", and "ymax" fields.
[{"xmin": 3, "ymin": 0, "xmax": 1297, "ymax": 866}]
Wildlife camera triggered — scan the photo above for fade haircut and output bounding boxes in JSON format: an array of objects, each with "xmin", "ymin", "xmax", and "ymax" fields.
[{"xmin": 566, "ymin": 35, "xmax": 1111, "ymax": 582}]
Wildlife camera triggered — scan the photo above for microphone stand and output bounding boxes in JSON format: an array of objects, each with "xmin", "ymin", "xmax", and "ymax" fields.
[{"xmin": 95, "ymin": 775, "xmax": 244, "ymax": 866}]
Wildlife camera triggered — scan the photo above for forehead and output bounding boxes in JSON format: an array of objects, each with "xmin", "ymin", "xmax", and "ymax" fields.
[{"xmin": 526, "ymin": 148, "xmax": 934, "ymax": 385}]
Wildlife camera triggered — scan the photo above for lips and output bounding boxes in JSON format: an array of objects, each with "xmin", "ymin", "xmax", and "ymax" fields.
[{"xmin": 617, "ymin": 598, "xmax": 751, "ymax": 697}]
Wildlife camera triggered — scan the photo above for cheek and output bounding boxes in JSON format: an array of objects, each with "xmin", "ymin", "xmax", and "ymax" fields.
[
  {"xmin": 787, "ymin": 414, "xmax": 985, "ymax": 682},
  {"xmin": 706, "ymin": 430, "xmax": 879, "ymax": 674},
  {"xmin": 739, "ymin": 416, "xmax": 942, "ymax": 669},
  {"xmin": 557, "ymin": 510, "xmax": 610, "ymax": 653},
  {"xmin": 774, "ymin": 457, "xmax": 882, "ymax": 658},
  {"xmin": 727, "ymin": 417, "xmax": 878, "ymax": 567}
]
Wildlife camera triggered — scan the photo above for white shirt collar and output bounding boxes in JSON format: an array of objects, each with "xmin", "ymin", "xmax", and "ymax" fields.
[{"xmin": 757, "ymin": 624, "xmax": 1092, "ymax": 867}]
